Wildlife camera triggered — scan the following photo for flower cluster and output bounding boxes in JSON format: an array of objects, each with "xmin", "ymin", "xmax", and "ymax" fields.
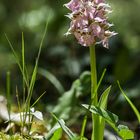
[{"xmin": 64, "ymin": 0, "xmax": 117, "ymax": 48}]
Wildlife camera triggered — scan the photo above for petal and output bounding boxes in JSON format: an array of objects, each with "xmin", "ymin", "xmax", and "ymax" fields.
[
  {"xmin": 105, "ymin": 30, "xmax": 118, "ymax": 37},
  {"xmin": 102, "ymin": 38, "xmax": 109, "ymax": 48},
  {"xmin": 94, "ymin": 17, "xmax": 105, "ymax": 22},
  {"xmin": 94, "ymin": 0, "xmax": 105, "ymax": 4},
  {"xmin": 64, "ymin": 0, "xmax": 80, "ymax": 12}
]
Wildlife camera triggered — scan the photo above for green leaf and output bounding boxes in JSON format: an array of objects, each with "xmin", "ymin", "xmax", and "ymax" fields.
[
  {"xmin": 118, "ymin": 81, "xmax": 140, "ymax": 123},
  {"xmin": 45, "ymin": 123, "xmax": 61, "ymax": 139},
  {"xmin": 52, "ymin": 71, "xmax": 91, "ymax": 120},
  {"xmin": 25, "ymin": 60, "xmax": 38, "ymax": 106},
  {"xmin": 56, "ymin": 119, "xmax": 75, "ymax": 139},
  {"xmin": 25, "ymin": 19, "xmax": 49, "ymax": 110},
  {"xmin": 50, "ymin": 128, "xmax": 62, "ymax": 140},
  {"xmin": 52, "ymin": 80, "xmax": 79, "ymax": 120},
  {"xmin": 79, "ymin": 71, "xmax": 91, "ymax": 94},
  {"xmin": 82, "ymin": 104, "xmax": 118, "ymax": 124},
  {"xmin": 97, "ymin": 86, "xmax": 111, "ymax": 140},
  {"xmin": 82, "ymin": 104, "xmax": 134, "ymax": 139},
  {"xmin": 31, "ymin": 91, "xmax": 46, "ymax": 107},
  {"xmin": 51, "ymin": 113, "xmax": 76, "ymax": 140},
  {"xmin": 98, "ymin": 86, "xmax": 111, "ymax": 108},
  {"xmin": 38, "ymin": 68, "xmax": 65, "ymax": 94},
  {"xmin": 5, "ymin": 34, "xmax": 28, "ymax": 87},
  {"xmin": 118, "ymin": 125, "xmax": 134, "ymax": 139}
]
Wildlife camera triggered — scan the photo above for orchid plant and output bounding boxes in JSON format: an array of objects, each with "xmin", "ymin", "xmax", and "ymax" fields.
[{"xmin": 64, "ymin": 0, "xmax": 134, "ymax": 140}]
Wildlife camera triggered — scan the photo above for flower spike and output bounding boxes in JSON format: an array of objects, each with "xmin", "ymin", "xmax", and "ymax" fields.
[{"xmin": 64, "ymin": 0, "xmax": 117, "ymax": 48}]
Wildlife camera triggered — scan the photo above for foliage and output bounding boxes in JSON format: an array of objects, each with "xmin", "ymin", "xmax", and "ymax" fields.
[
  {"xmin": 0, "ymin": 0, "xmax": 140, "ymax": 139},
  {"xmin": 83, "ymin": 104, "xmax": 134, "ymax": 139}
]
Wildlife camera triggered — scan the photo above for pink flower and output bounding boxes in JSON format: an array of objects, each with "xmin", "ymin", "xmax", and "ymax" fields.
[
  {"xmin": 64, "ymin": 0, "xmax": 81, "ymax": 12},
  {"xmin": 64, "ymin": 0, "xmax": 117, "ymax": 48},
  {"xmin": 95, "ymin": 0, "xmax": 105, "ymax": 4}
]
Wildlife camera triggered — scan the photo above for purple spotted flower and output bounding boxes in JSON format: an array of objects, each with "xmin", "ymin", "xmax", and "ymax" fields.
[{"xmin": 64, "ymin": 0, "xmax": 117, "ymax": 48}]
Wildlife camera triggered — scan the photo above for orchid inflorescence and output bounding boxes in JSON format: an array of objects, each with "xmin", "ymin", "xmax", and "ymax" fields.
[{"xmin": 64, "ymin": 0, "xmax": 117, "ymax": 48}]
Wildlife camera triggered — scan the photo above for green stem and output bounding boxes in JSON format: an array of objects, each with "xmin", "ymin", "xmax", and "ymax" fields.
[
  {"xmin": 89, "ymin": 46, "xmax": 101, "ymax": 140},
  {"xmin": 6, "ymin": 71, "xmax": 13, "ymax": 135},
  {"xmin": 79, "ymin": 46, "xmax": 98, "ymax": 139},
  {"xmin": 89, "ymin": 46, "xmax": 97, "ymax": 102},
  {"xmin": 80, "ymin": 115, "xmax": 87, "ymax": 139}
]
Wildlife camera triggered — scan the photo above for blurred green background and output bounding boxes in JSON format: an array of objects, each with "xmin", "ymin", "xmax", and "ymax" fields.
[{"xmin": 0, "ymin": 0, "xmax": 140, "ymax": 133}]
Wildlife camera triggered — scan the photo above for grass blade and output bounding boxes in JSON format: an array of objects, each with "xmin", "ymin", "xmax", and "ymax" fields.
[
  {"xmin": 31, "ymin": 91, "xmax": 46, "ymax": 107},
  {"xmin": 21, "ymin": 32, "xmax": 28, "ymax": 104},
  {"xmin": 96, "ymin": 68, "xmax": 107, "ymax": 92},
  {"xmin": 91, "ymin": 68, "xmax": 107, "ymax": 100},
  {"xmin": 117, "ymin": 81, "xmax": 140, "ymax": 123},
  {"xmin": 5, "ymin": 34, "xmax": 21, "ymax": 70},
  {"xmin": 5, "ymin": 34, "xmax": 28, "ymax": 87},
  {"xmin": 25, "ymin": 18, "xmax": 49, "ymax": 107},
  {"xmin": 38, "ymin": 68, "xmax": 65, "ymax": 94}
]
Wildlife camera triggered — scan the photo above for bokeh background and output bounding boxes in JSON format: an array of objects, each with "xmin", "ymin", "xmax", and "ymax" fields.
[{"xmin": 0, "ymin": 0, "xmax": 140, "ymax": 137}]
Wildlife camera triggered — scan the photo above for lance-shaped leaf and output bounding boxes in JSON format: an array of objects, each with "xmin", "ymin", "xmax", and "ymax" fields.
[
  {"xmin": 98, "ymin": 86, "xmax": 111, "ymax": 108},
  {"xmin": 82, "ymin": 104, "xmax": 118, "ymax": 124},
  {"xmin": 98, "ymin": 86, "xmax": 112, "ymax": 139},
  {"xmin": 51, "ymin": 113, "xmax": 76, "ymax": 140},
  {"xmin": 118, "ymin": 81, "xmax": 140, "ymax": 123}
]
